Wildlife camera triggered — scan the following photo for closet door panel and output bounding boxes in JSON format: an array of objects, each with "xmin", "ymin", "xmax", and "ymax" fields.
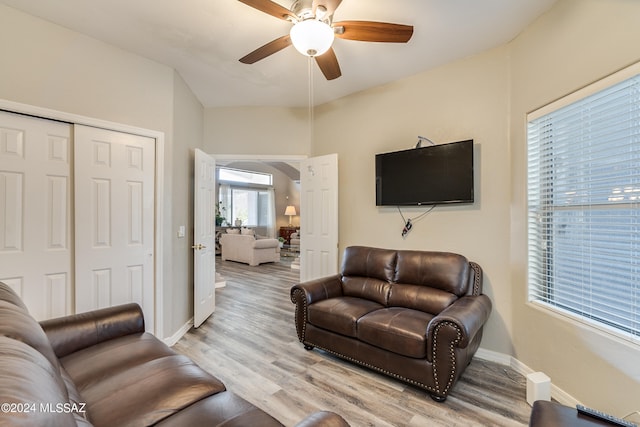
[
  {"xmin": 0, "ymin": 111, "xmax": 72, "ymax": 320},
  {"xmin": 74, "ymin": 125, "xmax": 155, "ymax": 331}
]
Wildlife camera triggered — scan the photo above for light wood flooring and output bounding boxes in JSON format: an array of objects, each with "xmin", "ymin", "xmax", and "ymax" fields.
[{"xmin": 173, "ymin": 258, "xmax": 533, "ymax": 427}]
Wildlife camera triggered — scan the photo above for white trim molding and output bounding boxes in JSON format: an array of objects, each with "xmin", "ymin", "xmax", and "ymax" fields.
[
  {"xmin": 475, "ymin": 347, "xmax": 580, "ymax": 407},
  {"xmin": 164, "ymin": 318, "xmax": 194, "ymax": 347}
]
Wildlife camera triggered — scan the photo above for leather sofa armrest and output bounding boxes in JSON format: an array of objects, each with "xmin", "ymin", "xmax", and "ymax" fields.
[
  {"xmin": 290, "ymin": 274, "xmax": 343, "ymax": 305},
  {"xmin": 529, "ymin": 401, "xmax": 604, "ymax": 426},
  {"xmin": 427, "ymin": 294, "xmax": 492, "ymax": 349},
  {"xmin": 40, "ymin": 303, "xmax": 145, "ymax": 358},
  {"xmin": 294, "ymin": 411, "xmax": 350, "ymax": 427},
  {"xmin": 291, "ymin": 275, "xmax": 343, "ymax": 343}
]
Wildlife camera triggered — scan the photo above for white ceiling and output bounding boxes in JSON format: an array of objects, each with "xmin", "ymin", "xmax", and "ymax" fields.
[{"xmin": 1, "ymin": 0, "xmax": 558, "ymax": 108}]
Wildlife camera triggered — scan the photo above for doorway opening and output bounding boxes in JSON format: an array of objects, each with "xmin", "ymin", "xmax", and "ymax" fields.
[{"xmin": 213, "ymin": 154, "xmax": 304, "ymax": 255}]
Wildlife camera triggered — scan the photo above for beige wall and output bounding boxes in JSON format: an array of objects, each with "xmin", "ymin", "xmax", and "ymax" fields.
[
  {"xmin": 314, "ymin": 47, "xmax": 513, "ymax": 354},
  {"xmin": 0, "ymin": 5, "xmax": 174, "ymax": 134},
  {"xmin": 312, "ymin": 0, "xmax": 640, "ymax": 415},
  {"xmin": 169, "ymin": 72, "xmax": 204, "ymax": 337},
  {"xmin": 0, "ymin": 4, "xmax": 196, "ymax": 340},
  {"xmin": 202, "ymin": 106, "xmax": 307, "ymax": 232},
  {"xmin": 509, "ymin": 0, "xmax": 640, "ymax": 414},
  {"xmin": 203, "ymin": 106, "xmax": 310, "ymax": 156}
]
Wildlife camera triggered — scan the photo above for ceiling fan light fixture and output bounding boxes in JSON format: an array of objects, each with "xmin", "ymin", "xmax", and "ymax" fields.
[{"xmin": 290, "ymin": 19, "xmax": 334, "ymax": 57}]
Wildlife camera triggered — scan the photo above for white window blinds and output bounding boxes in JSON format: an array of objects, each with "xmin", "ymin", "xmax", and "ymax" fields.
[{"xmin": 527, "ymin": 64, "xmax": 640, "ymax": 342}]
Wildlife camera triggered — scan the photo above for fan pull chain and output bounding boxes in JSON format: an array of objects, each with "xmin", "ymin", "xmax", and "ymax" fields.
[{"xmin": 308, "ymin": 56, "xmax": 314, "ymax": 146}]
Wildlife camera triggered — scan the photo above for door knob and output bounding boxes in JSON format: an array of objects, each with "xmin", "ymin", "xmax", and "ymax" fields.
[{"xmin": 191, "ymin": 244, "xmax": 207, "ymax": 250}]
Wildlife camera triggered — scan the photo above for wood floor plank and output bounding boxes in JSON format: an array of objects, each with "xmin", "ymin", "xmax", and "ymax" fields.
[{"xmin": 173, "ymin": 258, "xmax": 532, "ymax": 426}]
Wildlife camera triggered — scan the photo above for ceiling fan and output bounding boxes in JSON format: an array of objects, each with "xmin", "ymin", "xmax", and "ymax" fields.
[{"xmin": 238, "ymin": 0, "xmax": 414, "ymax": 80}]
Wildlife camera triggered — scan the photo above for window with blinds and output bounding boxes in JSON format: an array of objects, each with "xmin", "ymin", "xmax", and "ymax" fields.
[{"xmin": 527, "ymin": 63, "xmax": 640, "ymax": 343}]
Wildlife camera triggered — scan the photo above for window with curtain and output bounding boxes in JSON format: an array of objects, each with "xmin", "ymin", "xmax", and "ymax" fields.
[
  {"xmin": 527, "ymin": 63, "xmax": 640, "ymax": 343},
  {"xmin": 228, "ymin": 187, "xmax": 269, "ymax": 226},
  {"xmin": 217, "ymin": 167, "xmax": 276, "ymax": 237}
]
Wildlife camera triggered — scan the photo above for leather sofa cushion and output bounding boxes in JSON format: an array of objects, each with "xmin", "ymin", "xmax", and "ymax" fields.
[
  {"xmin": 394, "ymin": 251, "xmax": 470, "ymax": 297},
  {"xmin": 389, "ymin": 284, "xmax": 457, "ymax": 315},
  {"xmin": 74, "ymin": 354, "xmax": 226, "ymax": 427},
  {"xmin": 0, "ymin": 282, "xmax": 29, "ymax": 310},
  {"xmin": 0, "ymin": 337, "xmax": 79, "ymax": 427},
  {"xmin": 342, "ymin": 277, "xmax": 391, "ymax": 306},
  {"xmin": 0, "ymin": 300, "xmax": 61, "ymax": 370},
  {"xmin": 341, "ymin": 246, "xmax": 397, "ymax": 283},
  {"xmin": 308, "ymin": 297, "xmax": 383, "ymax": 337},
  {"xmin": 155, "ymin": 389, "xmax": 283, "ymax": 427},
  {"xmin": 60, "ymin": 333, "xmax": 226, "ymax": 427},
  {"xmin": 61, "ymin": 333, "xmax": 177, "ymax": 389},
  {"xmin": 60, "ymin": 365, "xmax": 91, "ymax": 422},
  {"xmin": 357, "ymin": 308, "xmax": 434, "ymax": 358}
]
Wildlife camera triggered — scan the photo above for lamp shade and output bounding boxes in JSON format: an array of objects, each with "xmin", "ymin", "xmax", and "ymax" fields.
[
  {"xmin": 289, "ymin": 19, "xmax": 334, "ymax": 57},
  {"xmin": 284, "ymin": 205, "xmax": 297, "ymax": 216}
]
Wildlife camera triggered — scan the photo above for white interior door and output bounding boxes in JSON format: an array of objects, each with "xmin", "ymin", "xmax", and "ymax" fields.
[
  {"xmin": 74, "ymin": 125, "xmax": 156, "ymax": 332},
  {"xmin": 193, "ymin": 149, "xmax": 216, "ymax": 327},
  {"xmin": 0, "ymin": 111, "xmax": 72, "ymax": 320},
  {"xmin": 300, "ymin": 153, "xmax": 339, "ymax": 282}
]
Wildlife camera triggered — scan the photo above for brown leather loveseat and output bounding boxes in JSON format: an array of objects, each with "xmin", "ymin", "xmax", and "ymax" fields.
[
  {"xmin": 0, "ymin": 282, "xmax": 349, "ymax": 427},
  {"xmin": 291, "ymin": 246, "xmax": 492, "ymax": 402}
]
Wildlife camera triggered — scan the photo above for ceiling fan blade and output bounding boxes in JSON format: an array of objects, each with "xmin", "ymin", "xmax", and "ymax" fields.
[
  {"xmin": 238, "ymin": 0, "xmax": 295, "ymax": 21},
  {"xmin": 315, "ymin": 47, "xmax": 341, "ymax": 80},
  {"xmin": 312, "ymin": 0, "xmax": 343, "ymax": 17},
  {"xmin": 239, "ymin": 35, "xmax": 292, "ymax": 64},
  {"xmin": 333, "ymin": 21, "xmax": 414, "ymax": 43}
]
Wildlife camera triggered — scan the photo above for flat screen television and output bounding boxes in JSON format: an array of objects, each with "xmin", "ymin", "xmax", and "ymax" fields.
[{"xmin": 375, "ymin": 139, "xmax": 474, "ymax": 206}]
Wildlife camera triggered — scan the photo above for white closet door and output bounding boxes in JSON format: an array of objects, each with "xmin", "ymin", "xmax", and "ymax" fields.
[
  {"xmin": 74, "ymin": 125, "xmax": 156, "ymax": 332},
  {"xmin": 0, "ymin": 111, "xmax": 72, "ymax": 320}
]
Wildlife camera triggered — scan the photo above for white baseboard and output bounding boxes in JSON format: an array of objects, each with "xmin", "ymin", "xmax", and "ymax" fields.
[
  {"xmin": 550, "ymin": 384, "xmax": 580, "ymax": 407},
  {"xmin": 475, "ymin": 347, "xmax": 513, "ymax": 367},
  {"xmin": 475, "ymin": 347, "xmax": 580, "ymax": 407},
  {"xmin": 215, "ymin": 272, "xmax": 226, "ymax": 288},
  {"xmin": 163, "ymin": 318, "xmax": 193, "ymax": 347}
]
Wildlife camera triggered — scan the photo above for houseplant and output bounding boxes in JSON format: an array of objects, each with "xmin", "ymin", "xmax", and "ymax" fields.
[{"xmin": 215, "ymin": 202, "xmax": 226, "ymax": 226}]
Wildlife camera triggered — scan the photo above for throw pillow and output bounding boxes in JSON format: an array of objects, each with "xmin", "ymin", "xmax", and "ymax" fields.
[{"xmin": 241, "ymin": 228, "xmax": 255, "ymax": 236}]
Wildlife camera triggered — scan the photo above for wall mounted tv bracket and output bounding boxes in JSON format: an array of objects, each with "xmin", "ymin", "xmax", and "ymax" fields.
[{"xmin": 415, "ymin": 135, "xmax": 435, "ymax": 148}]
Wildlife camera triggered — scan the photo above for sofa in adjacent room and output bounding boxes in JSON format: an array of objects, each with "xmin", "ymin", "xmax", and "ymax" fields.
[
  {"xmin": 0, "ymin": 282, "xmax": 349, "ymax": 427},
  {"xmin": 291, "ymin": 246, "xmax": 492, "ymax": 402},
  {"xmin": 220, "ymin": 228, "xmax": 281, "ymax": 266}
]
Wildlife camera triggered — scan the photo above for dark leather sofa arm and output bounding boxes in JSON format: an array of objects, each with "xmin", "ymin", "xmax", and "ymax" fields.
[
  {"xmin": 291, "ymin": 275, "xmax": 343, "ymax": 343},
  {"xmin": 294, "ymin": 410, "xmax": 350, "ymax": 427},
  {"xmin": 290, "ymin": 274, "xmax": 343, "ymax": 305},
  {"xmin": 40, "ymin": 303, "xmax": 145, "ymax": 358},
  {"xmin": 427, "ymin": 294, "xmax": 492, "ymax": 349},
  {"xmin": 529, "ymin": 401, "xmax": 610, "ymax": 426}
]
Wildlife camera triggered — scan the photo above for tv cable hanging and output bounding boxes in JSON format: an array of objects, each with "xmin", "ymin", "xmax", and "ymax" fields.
[{"xmin": 398, "ymin": 205, "xmax": 436, "ymax": 238}]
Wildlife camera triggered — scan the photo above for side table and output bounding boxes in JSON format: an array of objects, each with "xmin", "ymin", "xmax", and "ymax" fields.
[{"xmin": 279, "ymin": 226, "xmax": 299, "ymax": 244}]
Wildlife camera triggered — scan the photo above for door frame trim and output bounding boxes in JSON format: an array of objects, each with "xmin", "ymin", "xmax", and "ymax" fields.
[
  {"xmin": 212, "ymin": 154, "xmax": 308, "ymax": 163},
  {"xmin": 0, "ymin": 98, "xmax": 165, "ymax": 338}
]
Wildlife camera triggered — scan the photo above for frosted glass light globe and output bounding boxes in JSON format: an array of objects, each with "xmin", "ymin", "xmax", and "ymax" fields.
[{"xmin": 290, "ymin": 19, "xmax": 334, "ymax": 57}]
